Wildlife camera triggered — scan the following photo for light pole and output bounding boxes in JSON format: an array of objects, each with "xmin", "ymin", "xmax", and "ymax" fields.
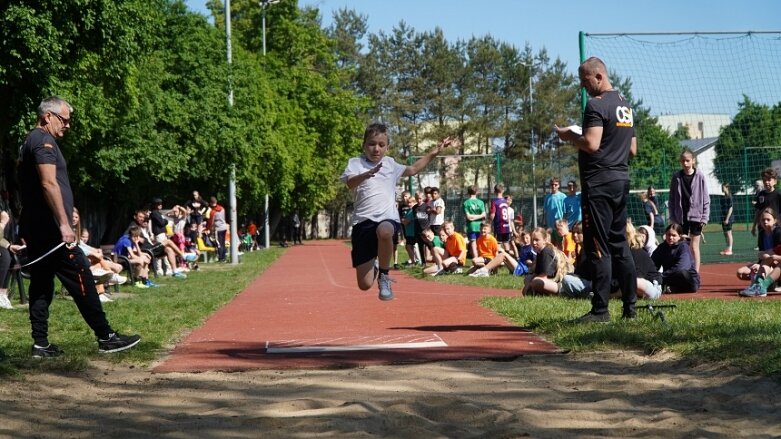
[
  {"xmin": 260, "ymin": 0, "xmax": 278, "ymax": 249},
  {"xmin": 225, "ymin": 0, "xmax": 239, "ymax": 264},
  {"xmin": 521, "ymin": 62, "xmax": 539, "ymax": 229}
]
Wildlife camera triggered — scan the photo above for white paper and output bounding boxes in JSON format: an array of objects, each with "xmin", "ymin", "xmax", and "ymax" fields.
[{"xmin": 564, "ymin": 125, "xmax": 582, "ymax": 136}]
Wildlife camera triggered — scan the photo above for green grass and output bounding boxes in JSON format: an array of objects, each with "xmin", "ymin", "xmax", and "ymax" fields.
[
  {"xmin": 406, "ymin": 265, "xmax": 781, "ymax": 377},
  {"xmin": 0, "ymin": 248, "xmax": 284, "ymax": 377}
]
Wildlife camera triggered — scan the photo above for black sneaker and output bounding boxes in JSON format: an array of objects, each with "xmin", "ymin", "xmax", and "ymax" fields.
[
  {"xmin": 98, "ymin": 333, "xmax": 141, "ymax": 354},
  {"xmin": 570, "ymin": 312, "xmax": 610, "ymax": 324},
  {"xmin": 32, "ymin": 343, "xmax": 64, "ymax": 358},
  {"xmin": 621, "ymin": 309, "xmax": 637, "ymax": 320}
]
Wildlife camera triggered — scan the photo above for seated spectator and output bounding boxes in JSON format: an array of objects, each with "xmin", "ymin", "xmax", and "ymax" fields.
[
  {"xmin": 738, "ymin": 207, "xmax": 781, "ymax": 297},
  {"xmin": 652, "ymin": 223, "xmax": 700, "ymax": 293},
  {"xmin": 466, "ymin": 223, "xmax": 499, "ymax": 275},
  {"xmin": 246, "ymin": 220, "xmax": 258, "ymax": 251},
  {"xmin": 0, "ymin": 210, "xmax": 24, "ymax": 310},
  {"xmin": 113, "ymin": 226, "xmax": 154, "ymax": 288},
  {"xmin": 127, "ymin": 209, "xmax": 165, "ymax": 274},
  {"xmin": 637, "ymin": 225, "xmax": 658, "ymax": 256},
  {"xmin": 521, "ymin": 227, "xmax": 568, "ymax": 296},
  {"xmin": 625, "ymin": 222, "xmax": 663, "ymax": 300},
  {"xmin": 149, "ymin": 198, "xmax": 196, "ymax": 278},
  {"xmin": 421, "ymin": 228, "xmax": 445, "ymax": 275},
  {"xmin": 431, "ymin": 220, "xmax": 467, "ymax": 276},
  {"xmin": 559, "ymin": 225, "xmax": 592, "ymax": 299},
  {"xmin": 555, "ymin": 219, "xmax": 576, "ymax": 265},
  {"xmin": 469, "ymin": 229, "xmax": 538, "ymax": 278},
  {"xmin": 72, "ymin": 208, "xmax": 125, "ymax": 303}
]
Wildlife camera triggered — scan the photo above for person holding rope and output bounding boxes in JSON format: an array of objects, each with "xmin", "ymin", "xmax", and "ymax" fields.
[{"xmin": 17, "ymin": 96, "xmax": 141, "ymax": 358}]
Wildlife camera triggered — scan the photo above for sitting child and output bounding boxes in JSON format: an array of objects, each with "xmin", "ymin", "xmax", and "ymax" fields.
[
  {"xmin": 738, "ymin": 207, "xmax": 781, "ymax": 297},
  {"xmin": 651, "ymin": 223, "xmax": 700, "ymax": 293},
  {"xmin": 114, "ymin": 226, "xmax": 154, "ymax": 288},
  {"xmin": 431, "ymin": 221, "xmax": 467, "ymax": 276},
  {"xmin": 521, "ymin": 227, "xmax": 568, "ymax": 296},
  {"xmin": 467, "ymin": 222, "xmax": 499, "ymax": 275},
  {"xmin": 626, "ymin": 222, "xmax": 663, "ymax": 299},
  {"xmin": 555, "ymin": 219, "xmax": 577, "ymax": 265},
  {"xmin": 470, "ymin": 230, "xmax": 537, "ymax": 278}
]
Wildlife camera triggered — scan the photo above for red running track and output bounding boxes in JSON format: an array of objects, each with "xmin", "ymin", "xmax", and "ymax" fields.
[
  {"xmin": 153, "ymin": 243, "xmax": 777, "ymax": 373},
  {"xmin": 153, "ymin": 241, "xmax": 560, "ymax": 373}
]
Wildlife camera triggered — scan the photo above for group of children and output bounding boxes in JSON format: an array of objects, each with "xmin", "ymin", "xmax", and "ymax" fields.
[{"xmin": 343, "ymin": 121, "xmax": 780, "ymax": 301}]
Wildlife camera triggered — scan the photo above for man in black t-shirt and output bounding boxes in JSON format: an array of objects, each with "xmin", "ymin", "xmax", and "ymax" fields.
[
  {"xmin": 555, "ymin": 57, "xmax": 638, "ymax": 323},
  {"xmin": 17, "ymin": 96, "xmax": 140, "ymax": 357}
]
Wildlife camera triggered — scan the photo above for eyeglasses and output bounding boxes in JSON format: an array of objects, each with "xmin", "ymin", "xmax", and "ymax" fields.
[{"xmin": 49, "ymin": 112, "xmax": 71, "ymax": 126}]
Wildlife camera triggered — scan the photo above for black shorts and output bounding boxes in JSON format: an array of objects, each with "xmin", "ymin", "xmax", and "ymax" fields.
[
  {"xmin": 350, "ymin": 219, "xmax": 401, "ymax": 267},
  {"xmin": 722, "ymin": 221, "xmax": 733, "ymax": 232},
  {"xmin": 682, "ymin": 221, "xmax": 704, "ymax": 237},
  {"xmin": 495, "ymin": 232, "xmax": 512, "ymax": 243},
  {"xmin": 430, "ymin": 224, "xmax": 442, "ymax": 235}
]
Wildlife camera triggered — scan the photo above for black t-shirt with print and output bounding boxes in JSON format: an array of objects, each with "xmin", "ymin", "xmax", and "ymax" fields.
[
  {"xmin": 18, "ymin": 128, "xmax": 75, "ymax": 251},
  {"xmin": 579, "ymin": 90, "xmax": 635, "ymax": 187}
]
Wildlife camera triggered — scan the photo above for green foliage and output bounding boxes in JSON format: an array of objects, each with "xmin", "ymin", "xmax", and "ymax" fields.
[{"xmin": 714, "ymin": 97, "xmax": 781, "ymax": 191}]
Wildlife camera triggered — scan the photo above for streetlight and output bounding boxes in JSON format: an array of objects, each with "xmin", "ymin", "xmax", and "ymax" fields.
[
  {"xmin": 260, "ymin": 0, "xmax": 278, "ymax": 250},
  {"xmin": 225, "ymin": 0, "xmax": 239, "ymax": 264},
  {"xmin": 521, "ymin": 62, "xmax": 539, "ymax": 229}
]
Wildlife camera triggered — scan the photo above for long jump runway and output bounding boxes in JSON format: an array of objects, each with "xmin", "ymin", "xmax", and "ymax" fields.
[{"xmin": 153, "ymin": 240, "xmax": 559, "ymax": 373}]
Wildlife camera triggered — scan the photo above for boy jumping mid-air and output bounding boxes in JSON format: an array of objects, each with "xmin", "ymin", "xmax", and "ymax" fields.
[{"xmin": 340, "ymin": 123, "xmax": 454, "ymax": 300}]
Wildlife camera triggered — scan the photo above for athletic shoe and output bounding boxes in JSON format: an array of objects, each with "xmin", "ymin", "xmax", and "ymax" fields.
[
  {"xmin": 99, "ymin": 294, "xmax": 113, "ymax": 303},
  {"xmin": 739, "ymin": 283, "xmax": 767, "ymax": 297},
  {"xmin": 32, "ymin": 343, "xmax": 64, "ymax": 358},
  {"xmin": 469, "ymin": 268, "xmax": 490, "ymax": 278},
  {"xmin": 108, "ymin": 274, "xmax": 127, "ymax": 286},
  {"xmin": 172, "ymin": 272, "xmax": 187, "ymax": 279},
  {"xmin": 134, "ymin": 281, "xmax": 149, "ymax": 289},
  {"xmin": 569, "ymin": 311, "xmax": 610, "ymax": 324},
  {"xmin": 0, "ymin": 294, "xmax": 13, "ymax": 309},
  {"xmin": 719, "ymin": 249, "xmax": 733, "ymax": 256},
  {"xmin": 393, "ymin": 263, "xmax": 399, "ymax": 270},
  {"xmin": 621, "ymin": 309, "xmax": 637, "ymax": 320},
  {"xmin": 378, "ymin": 273, "xmax": 394, "ymax": 301},
  {"xmin": 93, "ymin": 270, "xmax": 114, "ymax": 284},
  {"xmin": 184, "ymin": 253, "xmax": 198, "ymax": 263},
  {"xmin": 431, "ymin": 268, "xmax": 448, "ymax": 277},
  {"xmin": 98, "ymin": 333, "xmax": 141, "ymax": 354},
  {"xmin": 454, "ymin": 267, "xmax": 463, "ymax": 274},
  {"xmin": 155, "ymin": 269, "xmax": 164, "ymax": 277},
  {"xmin": 144, "ymin": 279, "xmax": 159, "ymax": 288}
]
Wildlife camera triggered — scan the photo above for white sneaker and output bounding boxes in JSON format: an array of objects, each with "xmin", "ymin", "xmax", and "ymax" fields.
[
  {"xmin": 108, "ymin": 274, "xmax": 127, "ymax": 286},
  {"xmin": 0, "ymin": 294, "xmax": 13, "ymax": 309},
  {"xmin": 469, "ymin": 268, "xmax": 490, "ymax": 278},
  {"xmin": 99, "ymin": 294, "xmax": 113, "ymax": 303},
  {"xmin": 155, "ymin": 269, "xmax": 164, "ymax": 277}
]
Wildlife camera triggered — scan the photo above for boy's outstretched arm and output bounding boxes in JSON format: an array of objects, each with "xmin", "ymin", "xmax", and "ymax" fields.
[{"xmin": 403, "ymin": 137, "xmax": 455, "ymax": 177}]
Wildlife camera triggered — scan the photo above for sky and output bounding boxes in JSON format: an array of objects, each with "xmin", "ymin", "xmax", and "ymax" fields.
[{"xmin": 184, "ymin": 0, "xmax": 781, "ymax": 74}]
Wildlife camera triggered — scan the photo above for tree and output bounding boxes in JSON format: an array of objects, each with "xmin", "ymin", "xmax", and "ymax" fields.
[{"xmin": 714, "ymin": 97, "xmax": 781, "ymax": 191}]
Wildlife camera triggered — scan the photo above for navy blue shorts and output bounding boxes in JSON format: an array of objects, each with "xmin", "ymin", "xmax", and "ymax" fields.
[{"xmin": 351, "ymin": 219, "xmax": 401, "ymax": 267}]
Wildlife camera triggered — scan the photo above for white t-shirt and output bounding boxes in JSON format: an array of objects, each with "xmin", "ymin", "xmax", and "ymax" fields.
[
  {"xmin": 430, "ymin": 197, "xmax": 445, "ymax": 226},
  {"xmin": 340, "ymin": 156, "xmax": 406, "ymax": 225}
]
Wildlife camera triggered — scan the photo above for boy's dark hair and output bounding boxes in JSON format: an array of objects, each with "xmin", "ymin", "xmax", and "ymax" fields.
[
  {"xmin": 762, "ymin": 167, "xmax": 778, "ymax": 180},
  {"xmin": 494, "ymin": 183, "xmax": 505, "ymax": 194},
  {"xmin": 430, "ymin": 187, "xmax": 440, "ymax": 194},
  {"xmin": 128, "ymin": 225, "xmax": 142, "ymax": 239},
  {"xmin": 363, "ymin": 122, "xmax": 389, "ymax": 145},
  {"xmin": 467, "ymin": 185, "xmax": 477, "ymax": 196}
]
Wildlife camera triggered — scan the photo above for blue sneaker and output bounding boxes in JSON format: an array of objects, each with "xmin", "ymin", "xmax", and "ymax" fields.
[
  {"xmin": 739, "ymin": 283, "xmax": 767, "ymax": 297},
  {"xmin": 183, "ymin": 253, "xmax": 198, "ymax": 263},
  {"xmin": 378, "ymin": 273, "xmax": 394, "ymax": 301},
  {"xmin": 172, "ymin": 272, "xmax": 187, "ymax": 279},
  {"xmin": 144, "ymin": 279, "xmax": 160, "ymax": 288}
]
